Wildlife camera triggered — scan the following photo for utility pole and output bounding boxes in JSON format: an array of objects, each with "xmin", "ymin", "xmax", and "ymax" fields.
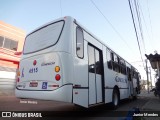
[
  {"xmin": 149, "ymin": 67, "xmax": 152, "ymax": 89},
  {"xmin": 145, "ymin": 59, "xmax": 149, "ymax": 93}
]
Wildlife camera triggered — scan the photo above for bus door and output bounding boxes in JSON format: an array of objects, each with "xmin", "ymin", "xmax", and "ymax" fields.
[
  {"xmin": 88, "ymin": 45, "xmax": 103, "ymax": 105},
  {"xmin": 127, "ymin": 67, "xmax": 133, "ymax": 96}
]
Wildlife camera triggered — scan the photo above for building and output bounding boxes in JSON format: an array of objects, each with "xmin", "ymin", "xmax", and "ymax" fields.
[{"xmin": 0, "ymin": 21, "xmax": 25, "ymax": 93}]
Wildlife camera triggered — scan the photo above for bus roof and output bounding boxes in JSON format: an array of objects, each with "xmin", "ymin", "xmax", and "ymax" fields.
[{"xmin": 26, "ymin": 16, "xmax": 138, "ymax": 71}]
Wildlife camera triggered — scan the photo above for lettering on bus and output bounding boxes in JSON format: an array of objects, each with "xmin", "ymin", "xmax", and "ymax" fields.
[
  {"xmin": 29, "ymin": 67, "xmax": 38, "ymax": 73},
  {"xmin": 115, "ymin": 76, "xmax": 127, "ymax": 83},
  {"xmin": 41, "ymin": 62, "xmax": 55, "ymax": 66}
]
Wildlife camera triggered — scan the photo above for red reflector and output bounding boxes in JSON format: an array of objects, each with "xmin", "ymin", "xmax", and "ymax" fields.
[
  {"xmin": 17, "ymin": 78, "xmax": 20, "ymax": 82},
  {"xmin": 48, "ymin": 85, "xmax": 59, "ymax": 87},
  {"xmin": 33, "ymin": 60, "xmax": 37, "ymax": 66},
  {"xmin": 55, "ymin": 74, "xmax": 61, "ymax": 81},
  {"xmin": 52, "ymin": 85, "xmax": 59, "ymax": 87}
]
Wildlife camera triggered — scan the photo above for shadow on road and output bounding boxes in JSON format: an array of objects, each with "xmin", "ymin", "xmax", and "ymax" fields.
[{"xmin": 0, "ymin": 95, "xmax": 146, "ymax": 120}]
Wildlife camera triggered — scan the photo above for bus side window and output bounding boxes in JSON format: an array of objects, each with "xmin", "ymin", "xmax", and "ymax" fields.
[
  {"xmin": 76, "ymin": 27, "xmax": 84, "ymax": 58},
  {"xmin": 119, "ymin": 58, "xmax": 126, "ymax": 75},
  {"xmin": 111, "ymin": 52, "xmax": 114, "ymax": 61},
  {"xmin": 88, "ymin": 46, "xmax": 95, "ymax": 73},
  {"xmin": 106, "ymin": 48, "xmax": 112, "ymax": 69},
  {"xmin": 112, "ymin": 53, "xmax": 120, "ymax": 73},
  {"xmin": 127, "ymin": 67, "xmax": 131, "ymax": 81}
]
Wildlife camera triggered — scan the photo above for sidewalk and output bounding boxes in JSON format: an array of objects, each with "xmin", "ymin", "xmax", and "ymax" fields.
[
  {"xmin": 138, "ymin": 90, "xmax": 160, "ymax": 120},
  {"xmin": 139, "ymin": 90, "xmax": 160, "ymax": 111}
]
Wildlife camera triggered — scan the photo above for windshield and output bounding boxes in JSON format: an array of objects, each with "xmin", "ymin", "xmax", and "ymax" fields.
[{"xmin": 23, "ymin": 20, "xmax": 64, "ymax": 54}]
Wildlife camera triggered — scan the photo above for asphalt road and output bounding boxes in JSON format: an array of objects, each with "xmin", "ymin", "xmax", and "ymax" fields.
[{"xmin": 0, "ymin": 94, "xmax": 150, "ymax": 120}]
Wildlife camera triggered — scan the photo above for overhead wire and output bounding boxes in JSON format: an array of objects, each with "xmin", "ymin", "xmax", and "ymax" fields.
[
  {"xmin": 134, "ymin": 0, "xmax": 146, "ymax": 54},
  {"xmin": 138, "ymin": 2, "xmax": 154, "ymax": 50},
  {"xmin": 128, "ymin": 0, "xmax": 145, "ymax": 69},
  {"xmin": 90, "ymin": 0, "xmax": 134, "ymax": 54},
  {"xmin": 130, "ymin": 0, "xmax": 146, "ymax": 54}
]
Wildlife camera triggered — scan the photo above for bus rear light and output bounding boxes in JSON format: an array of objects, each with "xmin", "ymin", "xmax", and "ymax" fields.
[
  {"xmin": 55, "ymin": 74, "xmax": 61, "ymax": 81},
  {"xmin": 33, "ymin": 60, "xmax": 37, "ymax": 66},
  {"xmin": 48, "ymin": 85, "xmax": 59, "ymax": 87},
  {"xmin": 53, "ymin": 85, "xmax": 59, "ymax": 87},
  {"xmin": 55, "ymin": 66, "xmax": 60, "ymax": 72},
  {"xmin": 17, "ymin": 77, "xmax": 20, "ymax": 83},
  {"xmin": 17, "ymin": 71, "xmax": 20, "ymax": 77}
]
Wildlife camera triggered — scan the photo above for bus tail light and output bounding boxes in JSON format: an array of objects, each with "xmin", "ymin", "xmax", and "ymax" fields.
[
  {"xmin": 55, "ymin": 74, "xmax": 61, "ymax": 81},
  {"xmin": 17, "ymin": 70, "xmax": 20, "ymax": 77},
  {"xmin": 48, "ymin": 84, "xmax": 59, "ymax": 88},
  {"xmin": 52, "ymin": 85, "xmax": 59, "ymax": 87},
  {"xmin": 16, "ymin": 70, "xmax": 20, "ymax": 83},
  {"xmin": 33, "ymin": 60, "xmax": 37, "ymax": 66},
  {"xmin": 17, "ymin": 77, "xmax": 20, "ymax": 83},
  {"xmin": 55, "ymin": 66, "xmax": 60, "ymax": 72},
  {"xmin": 55, "ymin": 66, "xmax": 61, "ymax": 81}
]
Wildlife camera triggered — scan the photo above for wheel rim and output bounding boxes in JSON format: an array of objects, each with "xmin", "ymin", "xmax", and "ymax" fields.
[{"xmin": 113, "ymin": 92, "xmax": 118, "ymax": 106}]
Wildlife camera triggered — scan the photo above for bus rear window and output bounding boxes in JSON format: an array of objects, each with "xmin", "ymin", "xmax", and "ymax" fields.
[{"xmin": 23, "ymin": 20, "xmax": 64, "ymax": 54}]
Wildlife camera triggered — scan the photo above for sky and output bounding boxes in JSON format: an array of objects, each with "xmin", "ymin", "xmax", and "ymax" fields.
[{"xmin": 1, "ymin": 0, "xmax": 160, "ymax": 83}]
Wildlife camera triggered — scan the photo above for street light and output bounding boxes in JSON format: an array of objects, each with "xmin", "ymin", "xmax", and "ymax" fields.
[{"xmin": 145, "ymin": 53, "xmax": 160, "ymax": 78}]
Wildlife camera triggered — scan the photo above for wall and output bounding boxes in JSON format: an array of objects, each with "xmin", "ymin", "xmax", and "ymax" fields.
[{"xmin": 0, "ymin": 21, "xmax": 25, "ymax": 95}]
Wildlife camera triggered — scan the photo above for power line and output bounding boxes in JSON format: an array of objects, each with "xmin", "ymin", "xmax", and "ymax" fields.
[
  {"xmin": 138, "ymin": 2, "xmax": 154, "ymax": 50},
  {"xmin": 134, "ymin": 0, "xmax": 146, "ymax": 53},
  {"xmin": 130, "ymin": 0, "xmax": 146, "ymax": 54},
  {"xmin": 90, "ymin": 0, "xmax": 133, "ymax": 53},
  {"xmin": 128, "ymin": 0, "xmax": 145, "ymax": 69}
]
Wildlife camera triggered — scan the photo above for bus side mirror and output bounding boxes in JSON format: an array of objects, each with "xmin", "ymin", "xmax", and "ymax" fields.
[{"xmin": 14, "ymin": 51, "xmax": 22, "ymax": 55}]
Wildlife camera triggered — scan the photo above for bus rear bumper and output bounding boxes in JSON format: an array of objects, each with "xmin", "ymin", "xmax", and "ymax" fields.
[{"xmin": 15, "ymin": 84, "xmax": 73, "ymax": 103}]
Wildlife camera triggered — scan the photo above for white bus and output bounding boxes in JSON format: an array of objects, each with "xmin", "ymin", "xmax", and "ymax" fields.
[{"xmin": 15, "ymin": 16, "xmax": 140, "ymax": 108}]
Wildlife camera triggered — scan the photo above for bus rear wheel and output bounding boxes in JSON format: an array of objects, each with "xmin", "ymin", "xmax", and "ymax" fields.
[{"xmin": 112, "ymin": 89, "xmax": 119, "ymax": 109}]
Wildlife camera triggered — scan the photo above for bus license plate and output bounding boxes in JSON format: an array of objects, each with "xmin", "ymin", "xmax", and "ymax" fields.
[{"xmin": 29, "ymin": 82, "xmax": 38, "ymax": 87}]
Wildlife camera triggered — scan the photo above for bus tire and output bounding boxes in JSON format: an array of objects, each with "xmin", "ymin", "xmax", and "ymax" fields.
[{"xmin": 112, "ymin": 89, "xmax": 119, "ymax": 109}]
